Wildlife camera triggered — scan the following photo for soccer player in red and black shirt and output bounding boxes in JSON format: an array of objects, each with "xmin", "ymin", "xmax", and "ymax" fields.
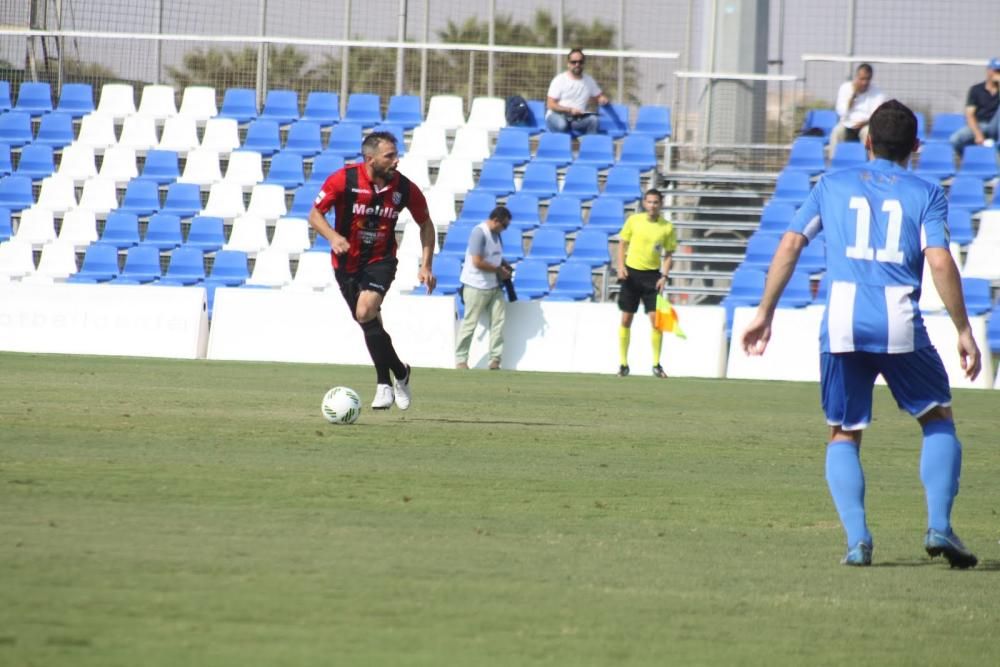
[{"xmin": 308, "ymin": 131, "xmax": 437, "ymax": 411}]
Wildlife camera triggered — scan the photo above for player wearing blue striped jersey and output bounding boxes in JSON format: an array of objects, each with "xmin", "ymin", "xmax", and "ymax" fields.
[{"xmin": 741, "ymin": 100, "xmax": 982, "ymax": 568}]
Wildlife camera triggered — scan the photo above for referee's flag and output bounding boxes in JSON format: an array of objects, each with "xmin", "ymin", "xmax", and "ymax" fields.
[{"xmin": 654, "ymin": 294, "xmax": 686, "ymax": 338}]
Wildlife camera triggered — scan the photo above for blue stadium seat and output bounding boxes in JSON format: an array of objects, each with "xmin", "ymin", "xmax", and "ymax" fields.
[
  {"xmin": 241, "ymin": 119, "xmax": 282, "ymax": 157},
  {"xmin": 560, "ymin": 164, "xmax": 600, "ymax": 201},
  {"xmin": 67, "ymin": 242, "xmax": 119, "ymax": 283},
  {"xmin": 962, "ymin": 277, "xmax": 993, "ymax": 315},
  {"xmin": 259, "ymin": 89, "xmax": 299, "ymax": 126},
  {"xmin": 137, "ymin": 149, "xmax": 180, "ymax": 185},
  {"xmin": 456, "ymin": 191, "xmax": 496, "ymax": 225},
  {"xmin": 722, "ymin": 266, "xmax": 767, "ymax": 336},
  {"xmin": 757, "ymin": 201, "xmax": 796, "ymax": 233},
  {"xmin": 436, "ymin": 222, "xmax": 476, "ymax": 260},
  {"xmin": 0, "ymin": 111, "xmax": 34, "ymax": 147},
  {"xmin": 632, "ymin": 105, "xmax": 671, "ymax": 141},
  {"xmin": 546, "ymin": 258, "xmax": 595, "ymax": 301},
  {"xmin": 140, "ymin": 212, "xmax": 184, "ymax": 251},
  {"xmin": 929, "ymin": 113, "xmax": 966, "ymax": 142},
  {"xmin": 283, "ymin": 120, "xmax": 323, "ymax": 157},
  {"xmin": 159, "ymin": 245, "xmax": 206, "ymax": 285},
  {"xmin": 914, "ymin": 141, "xmax": 955, "ymax": 181},
  {"xmin": 160, "ymin": 182, "xmax": 202, "ymax": 219},
  {"xmin": 785, "ymin": 136, "xmax": 826, "ymax": 175},
  {"xmin": 308, "ymin": 152, "xmax": 345, "ymax": 186},
  {"xmin": 617, "ymin": 134, "xmax": 657, "ymax": 172},
  {"xmin": 344, "ymin": 93, "xmax": 381, "ymax": 127},
  {"xmin": 914, "ymin": 112, "xmax": 927, "ymax": 142},
  {"xmin": 118, "ymin": 179, "xmax": 161, "ymax": 217},
  {"xmin": 543, "ymin": 195, "xmax": 583, "ymax": 232},
  {"xmin": 114, "ymin": 244, "xmax": 163, "ymax": 283},
  {"xmin": 14, "ymin": 81, "xmax": 52, "ymax": 116},
  {"xmin": 97, "ymin": 211, "xmax": 141, "ymax": 249},
  {"xmin": 770, "ymin": 169, "xmax": 812, "ymax": 207},
  {"xmin": 987, "ymin": 304, "xmax": 1000, "ymax": 355},
  {"xmin": 34, "ymin": 112, "xmax": 75, "ymax": 149},
  {"xmin": 586, "ymin": 195, "xmax": 625, "ymax": 233},
  {"xmin": 797, "ymin": 237, "xmax": 825, "ymax": 275},
  {"xmin": 957, "ymin": 144, "xmax": 998, "ymax": 180},
  {"xmin": 475, "ymin": 159, "xmax": 515, "ymax": 197},
  {"xmin": 948, "ymin": 175, "xmax": 986, "ymax": 212},
  {"xmin": 0, "ymin": 207, "xmax": 12, "ymax": 241},
  {"xmin": 776, "ymin": 269, "xmax": 813, "ymax": 308},
  {"xmin": 0, "ymin": 144, "xmax": 10, "ymax": 177},
  {"xmin": 598, "ymin": 103, "xmax": 629, "ymax": 139},
  {"xmin": 431, "ymin": 254, "xmax": 462, "ymax": 295},
  {"xmin": 800, "ymin": 108, "xmax": 838, "ymax": 143},
  {"xmin": 0, "ymin": 81, "xmax": 10, "ymax": 112},
  {"xmin": 55, "ymin": 83, "xmax": 94, "ymax": 118},
  {"xmin": 602, "ymin": 165, "xmax": 642, "ymax": 204},
  {"xmin": 325, "ymin": 122, "xmax": 363, "ymax": 160},
  {"xmin": 523, "ymin": 99, "xmax": 547, "ymax": 135},
  {"xmin": 518, "ymin": 160, "xmax": 559, "ymax": 200},
  {"xmin": 947, "ymin": 207, "xmax": 974, "ymax": 246},
  {"xmin": 300, "ymin": 92, "xmax": 340, "ymax": 127},
  {"xmin": 525, "ymin": 225, "xmax": 567, "ymax": 265},
  {"xmin": 386, "ymin": 95, "xmax": 422, "ymax": 130},
  {"xmin": 569, "ymin": 226, "xmax": 611, "ymax": 267},
  {"xmin": 185, "ymin": 215, "xmax": 225, "ymax": 253},
  {"xmin": 575, "ymin": 134, "xmax": 615, "ymax": 170},
  {"xmin": 264, "ymin": 151, "xmax": 305, "ymax": 189},
  {"xmin": 0, "ymin": 174, "xmax": 34, "ymax": 211},
  {"xmin": 288, "ymin": 186, "xmax": 317, "ymax": 218},
  {"xmin": 217, "ymin": 88, "xmax": 258, "ymax": 124},
  {"xmin": 512, "ymin": 257, "xmax": 551, "ymax": 299},
  {"xmin": 533, "ymin": 133, "xmax": 573, "ymax": 168},
  {"xmin": 206, "ymin": 249, "xmax": 250, "ymax": 286},
  {"xmin": 829, "ymin": 141, "xmax": 867, "ymax": 170},
  {"xmin": 13, "ymin": 142, "xmax": 55, "ymax": 180},
  {"xmin": 492, "ymin": 128, "xmax": 531, "ymax": 166},
  {"xmin": 370, "ymin": 122, "xmax": 406, "ymax": 155},
  {"xmin": 505, "ymin": 192, "xmax": 541, "ymax": 233},
  {"xmin": 740, "ymin": 231, "xmax": 782, "ymax": 271}
]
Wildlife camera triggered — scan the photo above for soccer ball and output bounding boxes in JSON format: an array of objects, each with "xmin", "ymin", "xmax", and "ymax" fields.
[{"xmin": 321, "ymin": 386, "xmax": 361, "ymax": 425}]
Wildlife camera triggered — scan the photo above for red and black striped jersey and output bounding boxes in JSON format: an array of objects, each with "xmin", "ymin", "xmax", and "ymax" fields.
[{"xmin": 313, "ymin": 164, "xmax": 431, "ymax": 272}]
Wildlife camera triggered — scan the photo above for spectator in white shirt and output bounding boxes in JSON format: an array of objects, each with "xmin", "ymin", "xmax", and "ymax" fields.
[
  {"xmin": 830, "ymin": 63, "xmax": 886, "ymax": 152},
  {"xmin": 545, "ymin": 48, "xmax": 610, "ymax": 136}
]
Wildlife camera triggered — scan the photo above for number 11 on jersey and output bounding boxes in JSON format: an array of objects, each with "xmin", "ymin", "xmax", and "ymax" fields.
[{"xmin": 846, "ymin": 196, "xmax": 905, "ymax": 264}]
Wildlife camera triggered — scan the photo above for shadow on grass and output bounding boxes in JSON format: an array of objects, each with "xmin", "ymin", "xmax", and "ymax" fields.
[{"xmin": 873, "ymin": 559, "xmax": 1000, "ymax": 571}]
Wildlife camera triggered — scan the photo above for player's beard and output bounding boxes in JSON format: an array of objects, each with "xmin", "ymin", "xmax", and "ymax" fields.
[{"xmin": 372, "ymin": 164, "xmax": 395, "ymax": 181}]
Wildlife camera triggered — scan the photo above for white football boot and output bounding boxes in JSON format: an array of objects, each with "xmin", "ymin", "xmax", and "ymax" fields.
[
  {"xmin": 371, "ymin": 383, "xmax": 395, "ymax": 410},
  {"xmin": 393, "ymin": 365, "xmax": 412, "ymax": 410}
]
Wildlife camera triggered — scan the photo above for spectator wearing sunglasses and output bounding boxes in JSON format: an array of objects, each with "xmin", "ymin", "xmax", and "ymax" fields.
[{"xmin": 545, "ymin": 48, "xmax": 610, "ymax": 135}]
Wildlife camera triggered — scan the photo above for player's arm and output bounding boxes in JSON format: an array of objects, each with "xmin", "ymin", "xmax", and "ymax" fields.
[
  {"xmin": 616, "ymin": 238, "xmax": 629, "ymax": 280},
  {"xmin": 741, "ymin": 232, "xmax": 807, "ymax": 356},
  {"xmin": 308, "ymin": 173, "xmax": 350, "ymax": 254},
  {"xmin": 925, "ymin": 246, "xmax": 981, "ymax": 380},
  {"xmin": 656, "ymin": 253, "xmax": 673, "ymax": 291},
  {"xmin": 408, "ymin": 186, "xmax": 437, "ymax": 293}
]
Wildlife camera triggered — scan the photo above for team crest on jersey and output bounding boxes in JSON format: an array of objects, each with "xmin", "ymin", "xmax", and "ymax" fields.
[{"xmin": 392, "ymin": 191, "xmax": 402, "ymax": 206}]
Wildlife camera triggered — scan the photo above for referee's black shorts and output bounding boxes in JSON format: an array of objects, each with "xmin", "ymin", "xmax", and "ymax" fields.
[{"xmin": 617, "ymin": 267, "xmax": 660, "ymax": 314}]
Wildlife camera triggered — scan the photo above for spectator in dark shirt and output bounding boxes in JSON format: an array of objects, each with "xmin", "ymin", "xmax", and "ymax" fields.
[{"xmin": 950, "ymin": 57, "xmax": 1000, "ymax": 155}]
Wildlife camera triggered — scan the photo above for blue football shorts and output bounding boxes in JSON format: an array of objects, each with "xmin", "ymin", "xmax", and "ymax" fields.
[{"xmin": 819, "ymin": 347, "xmax": 952, "ymax": 430}]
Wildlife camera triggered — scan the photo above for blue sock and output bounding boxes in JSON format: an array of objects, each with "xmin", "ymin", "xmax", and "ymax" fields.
[
  {"xmin": 920, "ymin": 419, "xmax": 962, "ymax": 534},
  {"xmin": 825, "ymin": 441, "xmax": 871, "ymax": 547}
]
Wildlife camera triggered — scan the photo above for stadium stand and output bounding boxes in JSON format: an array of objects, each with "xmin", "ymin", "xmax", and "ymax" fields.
[
  {"xmin": 99, "ymin": 145, "xmax": 140, "ymax": 185},
  {"xmin": 300, "ymin": 92, "xmax": 340, "ymax": 127},
  {"xmin": 222, "ymin": 149, "xmax": 263, "ymax": 188},
  {"xmin": 118, "ymin": 114, "xmax": 159, "ymax": 153},
  {"xmin": 947, "ymin": 207, "xmax": 974, "ymax": 246},
  {"xmin": 799, "ymin": 108, "xmax": 838, "ymax": 143},
  {"xmin": 543, "ymin": 195, "xmax": 585, "ymax": 232},
  {"xmin": 325, "ymin": 122, "xmax": 363, "ymax": 160},
  {"xmin": 97, "ymin": 211, "xmax": 141, "ymax": 249},
  {"xmin": 35, "ymin": 174, "xmax": 77, "ymax": 215},
  {"xmin": 137, "ymin": 84, "xmax": 178, "ymax": 122},
  {"xmin": 433, "ymin": 157, "xmax": 476, "ymax": 198},
  {"xmin": 525, "ymin": 226, "xmax": 568, "ymax": 265},
  {"xmin": 474, "ymin": 159, "xmax": 516, "ymax": 197},
  {"xmin": 246, "ymin": 183, "xmax": 289, "ymax": 222},
  {"xmin": 602, "ymin": 165, "xmax": 643, "ymax": 203},
  {"xmin": 185, "ymin": 215, "xmax": 226, "ymax": 253},
  {"xmin": 344, "ymin": 93, "xmax": 382, "ymax": 128},
  {"xmin": 450, "ymin": 126, "xmax": 491, "ymax": 163},
  {"xmin": 546, "ymin": 259, "xmax": 596, "ymax": 301},
  {"xmin": 429, "ymin": 254, "xmax": 462, "ymax": 295},
  {"xmin": 114, "ymin": 245, "xmax": 163, "ymax": 283},
  {"xmin": 241, "ymin": 119, "xmax": 282, "ymax": 157},
  {"xmin": 0, "ymin": 239, "xmax": 36, "ymax": 280},
  {"xmin": 140, "ymin": 213, "xmax": 184, "ymax": 251},
  {"xmin": 424, "ymin": 95, "xmax": 466, "ymax": 132},
  {"xmin": 386, "ymin": 95, "xmax": 423, "ymax": 130},
  {"xmin": 598, "ymin": 103, "xmax": 630, "ymax": 139},
  {"xmin": 928, "ymin": 113, "xmax": 966, "ymax": 142},
  {"xmin": 785, "ymin": 136, "xmax": 826, "ymax": 175},
  {"xmin": 632, "ymin": 105, "xmax": 672, "ymax": 141},
  {"xmin": 118, "ymin": 179, "xmax": 161, "ymax": 217},
  {"xmin": 58, "ymin": 209, "xmax": 99, "ymax": 248},
  {"xmin": 947, "ymin": 175, "xmax": 986, "ymax": 212},
  {"xmin": 0, "ymin": 144, "xmax": 10, "ymax": 177},
  {"xmin": 259, "ymin": 89, "xmax": 300, "ymax": 126},
  {"xmin": 177, "ymin": 86, "xmax": 218, "ymax": 124},
  {"xmin": 518, "ymin": 160, "xmax": 559, "ymax": 200},
  {"xmin": 201, "ymin": 117, "xmax": 241, "ymax": 155},
  {"xmin": 75, "ymin": 112, "xmax": 117, "ymax": 152},
  {"xmin": 0, "ymin": 111, "xmax": 33, "ymax": 147},
  {"xmin": 466, "ymin": 96, "xmax": 507, "ymax": 132},
  {"xmin": 67, "ymin": 241, "xmax": 119, "ymax": 283},
  {"xmin": 27, "ymin": 240, "xmax": 78, "ymax": 283},
  {"xmin": 769, "ymin": 169, "xmax": 812, "ymax": 207},
  {"xmin": 264, "ymin": 151, "xmax": 306, "ymax": 189},
  {"xmin": 586, "ymin": 195, "xmax": 626, "ymax": 233},
  {"xmin": 14, "ymin": 81, "xmax": 53, "ymax": 116},
  {"xmin": 34, "ymin": 112, "xmax": 75, "ymax": 148},
  {"xmin": 568, "ymin": 226, "xmax": 612, "ymax": 267},
  {"xmin": 77, "ymin": 177, "xmax": 118, "ymax": 217},
  {"xmin": 137, "ymin": 149, "xmax": 181, "ymax": 185},
  {"xmin": 505, "ymin": 192, "xmax": 542, "ymax": 232},
  {"xmin": 269, "ymin": 217, "xmax": 311, "ymax": 256},
  {"xmin": 492, "ymin": 128, "xmax": 531, "ymax": 166},
  {"xmin": 511, "ymin": 257, "xmax": 550, "ymax": 299},
  {"xmin": 202, "ymin": 182, "xmax": 247, "ymax": 219},
  {"xmin": 829, "ymin": 141, "xmax": 867, "ymax": 170},
  {"xmin": 217, "ymin": 88, "xmax": 258, "ymax": 124},
  {"xmin": 160, "ymin": 182, "xmax": 204, "ymax": 219},
  {"xmin": 956, "ymin": 145, "xmax": 999, "ymax": 180},
  {"xmin": 575, "ymin": 134, "xmax": 616, "ymax": 170},
  {"xmin": 0, "ymin": 81, "xmax": 11, "ymax": 112},
  {"xmin": 0, "ymin": 175, "xmax": 35, "ymax": 211},
  {"xmin": 158, "ymin": 245, "xmax": 206, "ymax": 285},
  {"xmin": 223, "ymin": 215, "xmax": 270, "ymax": 255},
  {"xmin": 617, "ymin": 134, "xmax": 658, "ymax": 173},
  {"xmin": 96, "ymin": 83, "xmax": 136, "ymax": 120},
  {"xmin": 561, "ymin": 164, "xmax": 600, "ymax": 201},
  {"xmin": 15, "ymin": 143, "xmax": 56, "ymax": 180},
  {"xmin": 406, "ymin": 124, "xmax": 449, "ymax": 162},
  {"xmin": 13, "ymin": 207, "xmax": 57, "ymax": 247},
  {"xmin": 284, "ymin": 121, "xmax": 323, "ymax": 157},
  {"xmin": 158, "ymin": 115, "xmax": 200, "ymax": 154},
  {"xmin": 914, "ymin": 141, "xmax": 956, "ymax": 181}
]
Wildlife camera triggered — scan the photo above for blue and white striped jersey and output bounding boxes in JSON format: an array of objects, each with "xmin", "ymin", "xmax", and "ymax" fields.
[{"xmin": 788, "ymin": 158, "xmax": 950, "ymax": 354}]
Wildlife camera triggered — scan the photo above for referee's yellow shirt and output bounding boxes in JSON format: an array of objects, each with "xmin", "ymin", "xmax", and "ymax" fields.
[{"xmin": 620, "ymin": 213, "xmax": 678, "ymax": 271}]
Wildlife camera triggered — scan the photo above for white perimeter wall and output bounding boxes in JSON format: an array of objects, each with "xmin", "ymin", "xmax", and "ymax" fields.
[{"xmin": 0, "ymin": 283, "xmax": 994, "ymax": 389}]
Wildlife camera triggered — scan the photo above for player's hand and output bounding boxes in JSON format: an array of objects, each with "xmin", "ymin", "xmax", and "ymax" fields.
[
  {"xmin": 957, "ymin": 329, "xmax": 982, "ymax": 381},
  {"xmin": 498, "ymin": 265, "xmax": 513, "ymax": 281},
  {"xmin": 741, "ymin": 312, "xmax": 772, "ymax": 356},
  {"xmin": 330, "ymin": 233, "xmax": 350, "ymax": 255},
  {"xmin": 419, "ymin": 266, "xmax": 436, "ymax": 294},
  {"xmin": 617, "ymin": 265, "xmax": 628, "ymax": 282},
  {"xmin": 656, "ymin": 276, "xmax": 667, "ymax": 291}
]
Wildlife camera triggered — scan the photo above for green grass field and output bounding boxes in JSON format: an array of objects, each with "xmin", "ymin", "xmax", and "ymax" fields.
[{"xmin": 1, "ymin": 352, "xmax": 997, "ymax": 666}]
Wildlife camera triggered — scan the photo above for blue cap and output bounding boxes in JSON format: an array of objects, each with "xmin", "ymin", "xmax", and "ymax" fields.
[{"xmin": 990, "ymin": 57, "xmax": 1000, "ymax": 70}]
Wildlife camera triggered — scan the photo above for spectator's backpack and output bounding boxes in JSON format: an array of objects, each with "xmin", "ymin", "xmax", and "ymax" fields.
[{"xmin": 505, "ymin": 95, "xmax": 531, "ymax": 127}]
